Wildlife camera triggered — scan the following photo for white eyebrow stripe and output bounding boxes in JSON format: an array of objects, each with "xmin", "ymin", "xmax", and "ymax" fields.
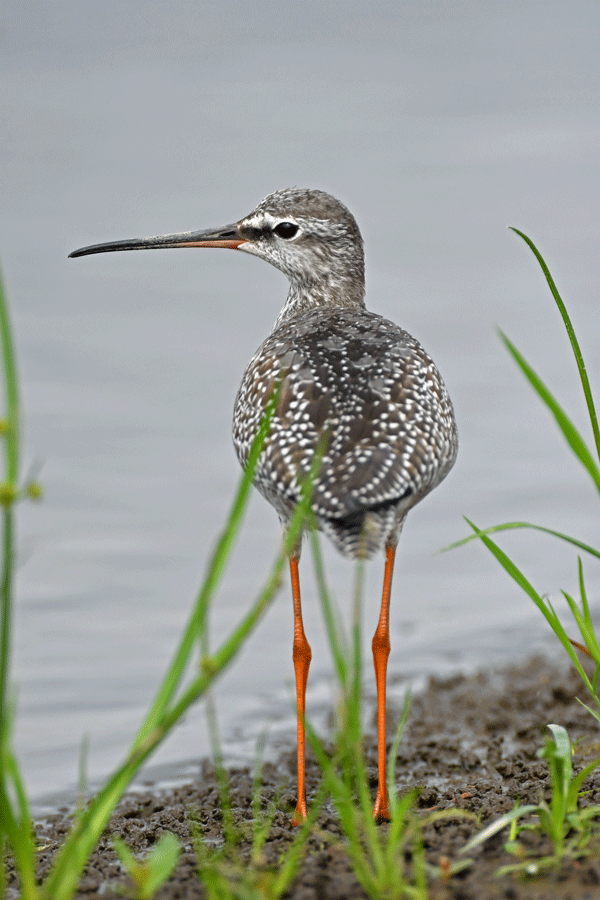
[{"xmin": 243, "ymin": 212, "xmax": 302, "ymax": 230}]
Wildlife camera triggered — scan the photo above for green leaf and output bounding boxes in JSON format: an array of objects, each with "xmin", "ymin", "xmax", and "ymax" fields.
[
  {"xmin": 499, "ymin": 331, "xmax": 600, "ymax": 494},
  {"xmin": 463, "ymin": 519, "xmax": 598, "ymax": 701},
  {"xmin": 569, "ymin": 754, "xmax": 600, "ymax": 805},
  {"xmin": 542, "ymin": 725, "xmax": 572, "ymax": 816},
  {"xmin": 459, "ymin": 805, "xmax": 539, "ymax": 855},
  {"xmin": 509, "ymin": 228, "xmax": 600, "ymax": 465},
  {"xmin": 443, "ymin": 521, "xmax": 600, "ymax": 561},
  {"xmin": 113, "ymin": 833, "xmax": 180, "ymax": 899},
  {"xmin": 143, "ymin": 834, "xmax": 180, "ymax": 895},
  {"xmin": 112, "ymin": 836, "xmax": 138, "ymax": 873}
]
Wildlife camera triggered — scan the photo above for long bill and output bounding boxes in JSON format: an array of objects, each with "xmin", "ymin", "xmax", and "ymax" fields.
[{"xmin": 69, "ymin": 224, "xmax": 247, "ymax": 258}]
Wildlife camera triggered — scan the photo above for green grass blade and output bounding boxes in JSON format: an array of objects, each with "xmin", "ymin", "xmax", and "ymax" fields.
[
  {"xmin": 310, "ymin": 531, "xmax": 349, "ymax": 686},
  {"xmin": 561, "ymin": 589, "xmax": 600, "ymax": 671},
  {"xmin": 0, "ymin": 751, "xmax": 38, "ymax": 899},
  {"xmin": 40, "ymin": 526, "xmax": 296, "ymax": 899},
  {"xmin": 0, "ymin": 806, "xmax": 37, "ymax": 899},
  {"xmin": 464, "ymin": 519, "xmax": 596, "ymax": 694},
  {"xmin": 270, "ymin": 781, "xmax": 326, "ymax": 897},
  {"xmin": 460, "ymin": 804, "xmax": 539, "ymax": 855},
  {"xmin": 443, "ymin": 521, "xmax": 600, "ymax": 560},
  {"xmin": 0, "ymin": 264, "xmax": 20, "ymax": 774},
  {"xmin": 138, "ymin": 396, "xmax": 279, "ymax": 743},
  {"xmin": 142, "ymin": 833, "xmax": 180, "ymax": 895},
  {"xmin": 204, "ymin": 690, "xmax": 237, "ymax": 847},
  {"xmin": 545, "ymin": 725, "xmax": 572, "ymax": 786},
  {"xmin": 386, "ymin": 690, "xmax": 411, "ymax": 822},
  {"xmin": 305, "ymin": 722, "xmax": 366, "ymax": 866},
  {"xmin": 576, "ymin": 557, "xmax": 600, "ymax": 659},
  {"xmin": 0, "ymin": 510, "xmax": 15, "ymax": 763},
  {"xmin": 42, "ymin": 430, "xmax": 319, "ymax": 900},
  {"xmin": 0, "ymin": 266, "xmax": 19, "ymax": 486},
  {"xmin": 499, "ymin": 331, "xmax": 600, "ymax": 494},
  {"xmin": 350, "ymin": 558, "xmax": 364, "ymax": 739},
  {"xmin": 509, "ymin": 228, "xmax": 600, "ymax": 464},
  {"xmin": 0, "ymin": 268, "xmax": 31, "ymax": 895},
  {"xmin": 111, "ymin": 836, "xmax": 138, "ymax": 873},
  {"xmin": 576, "ymin": 697, "xmax": 600, "ymax": 724},
  {"xmin": 569, "ymin": 753, "xmax": 600, "ymax": 804}
]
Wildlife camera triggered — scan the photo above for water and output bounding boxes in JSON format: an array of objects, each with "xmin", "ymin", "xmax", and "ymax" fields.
[{"xmin": 1, "ymin": 1, "xmax": 599, "ymax": 806}]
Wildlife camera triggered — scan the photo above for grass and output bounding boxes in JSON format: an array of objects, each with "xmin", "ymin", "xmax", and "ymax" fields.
[
  {"xmin": 190, "ymin": 741, "xmax": 321, "ymax": 900},
  {"xmin": 0, "ymin": 261, "xmax": 317, "ymax": 899},
  {"xmin": 0, "ymin": 238, "xmax": 465, "ymax": 897},
  {"xmin": 2, "ymin": 244, "xmax": 442, "ymax": 898},
  {"xmin": 0, "ymin": 261, "xmax": 37, "ymax": 899},
  {"xmin": 448, "ymin": 230, "xmax": 600, "ymax": 720},
  {"xmin": 307, "ymin": 536, "xmax": 428, "ymax": 900},
  {"xmin": 460, "ymin": 723, "xmax": 600, "ymax": 875},
  {"xmin": 448, "ymin": 230, "xmax": 600, "ymax": 873},
  {"xmin": 185, "ymin": 527, "xmax": 454, "ymax": 900},
  {"xmin": 3, "ymin": 229, "xmax": 600, "ymax": 897},
  {"xmin": 1, "ymin": 243, "xmax": 459, "ymax": 899},
  {"xmin": 305, "ymin": 533, "xmax": 472, "ymax": 899},
  {"xmin": 112, "ymin": 833, "xmax": 181, "ymax": 900},
  {"xmin": 188, "ymin": 659, "xmax": 324, "ymax": 899}
]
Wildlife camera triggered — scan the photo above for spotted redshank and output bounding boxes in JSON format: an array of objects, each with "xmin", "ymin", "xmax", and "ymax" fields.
[{"xmin": 70, "ymin": 188, "xmax": 458, "ymax": 823}]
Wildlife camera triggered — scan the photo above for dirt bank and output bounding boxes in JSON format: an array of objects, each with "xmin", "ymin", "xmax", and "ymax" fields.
[{"xmin": 14, "ymin": 656, "xmax": 600, "ymax": 899}]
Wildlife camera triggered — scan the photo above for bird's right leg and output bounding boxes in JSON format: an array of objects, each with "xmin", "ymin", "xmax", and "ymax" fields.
[
  {"xmin": 290, "ymin": 553, "xmax": 312, "ymax": 825},
  {"xmin": 371, "ymin": 543, "xmax": 396, "ymax": 824}
]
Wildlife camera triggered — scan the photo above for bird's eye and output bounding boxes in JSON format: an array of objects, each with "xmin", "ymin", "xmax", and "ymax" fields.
[{"xmin": 273, "ymin": 222, "xmax": 299, "ymax": 239}]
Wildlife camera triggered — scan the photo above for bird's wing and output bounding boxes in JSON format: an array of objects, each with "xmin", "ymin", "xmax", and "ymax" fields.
[{"xmin": 233, "ymin": 309, "xmax": 457, "ymax": 521}]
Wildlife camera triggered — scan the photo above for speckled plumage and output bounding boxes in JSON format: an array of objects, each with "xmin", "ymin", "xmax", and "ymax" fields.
[
  {"xmin": 68, "ymin": 185, "xmax": 459, "ymax": 824},
  {"xmin": 231, "ymin": 188, "xmax": 458, "ymax": 558}
]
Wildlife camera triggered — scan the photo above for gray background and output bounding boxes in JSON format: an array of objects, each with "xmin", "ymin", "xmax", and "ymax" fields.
[{"xmin": 1, "ymin": 1, "xmax": 599, "ymax": 804}]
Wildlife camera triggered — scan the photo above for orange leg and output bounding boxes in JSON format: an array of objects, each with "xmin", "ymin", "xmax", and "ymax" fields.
[
  {"xmin": 371, "ymin": 543, "xmax": 396, "ymax": 823},
  {"xmin": 290, "ymin": 554, "xmax": 312, "ymax": 825}
]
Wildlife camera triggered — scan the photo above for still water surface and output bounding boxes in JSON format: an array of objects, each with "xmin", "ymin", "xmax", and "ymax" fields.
[{"xmin": 1, "ymin": 2, "xmax": 599, "ymax": 805}]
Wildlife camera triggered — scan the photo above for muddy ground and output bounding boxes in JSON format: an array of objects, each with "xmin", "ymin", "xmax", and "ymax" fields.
[{"xmin": 12, "ymin": 656, "xmax": 600, "ymax": 899}]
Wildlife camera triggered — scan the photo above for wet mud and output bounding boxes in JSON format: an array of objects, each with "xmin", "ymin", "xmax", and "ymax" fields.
[{"xmin": 13, "ymin": 656, "xmax": 600, "ymax": 899}]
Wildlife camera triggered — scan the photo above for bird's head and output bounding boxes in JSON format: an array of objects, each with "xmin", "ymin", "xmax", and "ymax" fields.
[
  {"xmin": 69, "ymin": 187, "xmax": 366, "ymax": 313},
  {"xmin": 235, "ymin": 188, "xmax": 365, "ymax": 306}
]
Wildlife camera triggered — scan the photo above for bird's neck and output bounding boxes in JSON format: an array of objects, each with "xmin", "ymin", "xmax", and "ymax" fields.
[{"xmin": 273, "ymin": 273, "xmax": 366, "ymax": 329}]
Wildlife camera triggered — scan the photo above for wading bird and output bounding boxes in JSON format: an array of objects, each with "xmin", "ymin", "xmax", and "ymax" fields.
[{"xmin": 70, "ymin": 188, "xmax": 458, "ymax": 823}]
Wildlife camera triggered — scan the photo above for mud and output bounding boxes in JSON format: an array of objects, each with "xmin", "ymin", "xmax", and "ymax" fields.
[{"xmin": 11, "ymin": 656, "xmax": 600, "ymax": 899}]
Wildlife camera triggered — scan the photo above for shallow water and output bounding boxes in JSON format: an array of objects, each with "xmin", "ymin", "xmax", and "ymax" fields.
[{"xmin": 1, "ymin": 1, "xmax": 599, "ymax": 805}]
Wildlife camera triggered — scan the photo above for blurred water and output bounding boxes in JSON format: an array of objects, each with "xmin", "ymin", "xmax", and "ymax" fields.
[{"xmin": 1, "ymin": 1, "xmax": 599, "ymax": 805}]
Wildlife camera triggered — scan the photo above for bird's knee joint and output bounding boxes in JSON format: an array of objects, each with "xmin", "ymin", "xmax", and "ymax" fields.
[
  {"xmin": 372, "ymin": 631, "xmax": 391, "ymax": 657},
  {"xmin": 293, "ymin": 638, "xmax": 312, "ymax": 668}
]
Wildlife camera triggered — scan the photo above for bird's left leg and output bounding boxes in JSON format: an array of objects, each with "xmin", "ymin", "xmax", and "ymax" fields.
[
  {"xmin": 371, "ymin": 543, "xmax": 396, "ymax": 823},
  {"xmin": 290, "ymin": 553, "xmax": 312, "ymax": 825}
]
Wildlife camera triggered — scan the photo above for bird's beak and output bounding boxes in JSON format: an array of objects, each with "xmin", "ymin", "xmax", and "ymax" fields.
[{"xmin": 69, "ymin": 224, "xmax": 247, "ymax": 258}]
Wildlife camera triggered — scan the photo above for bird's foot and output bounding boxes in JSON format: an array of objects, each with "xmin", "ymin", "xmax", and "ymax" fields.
[
  {"xmin": 373, "ymin": 792, "xmax": 391, "ymax": 824},
  {"xmin": 291, "ymin": 798, "xmax": 308, "ymax": 827}
]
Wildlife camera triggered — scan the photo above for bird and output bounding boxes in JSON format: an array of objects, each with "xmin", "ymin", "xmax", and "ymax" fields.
[{"xmin": 69, "ymin": 187, "xmax": 458, "ymax": 824}]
